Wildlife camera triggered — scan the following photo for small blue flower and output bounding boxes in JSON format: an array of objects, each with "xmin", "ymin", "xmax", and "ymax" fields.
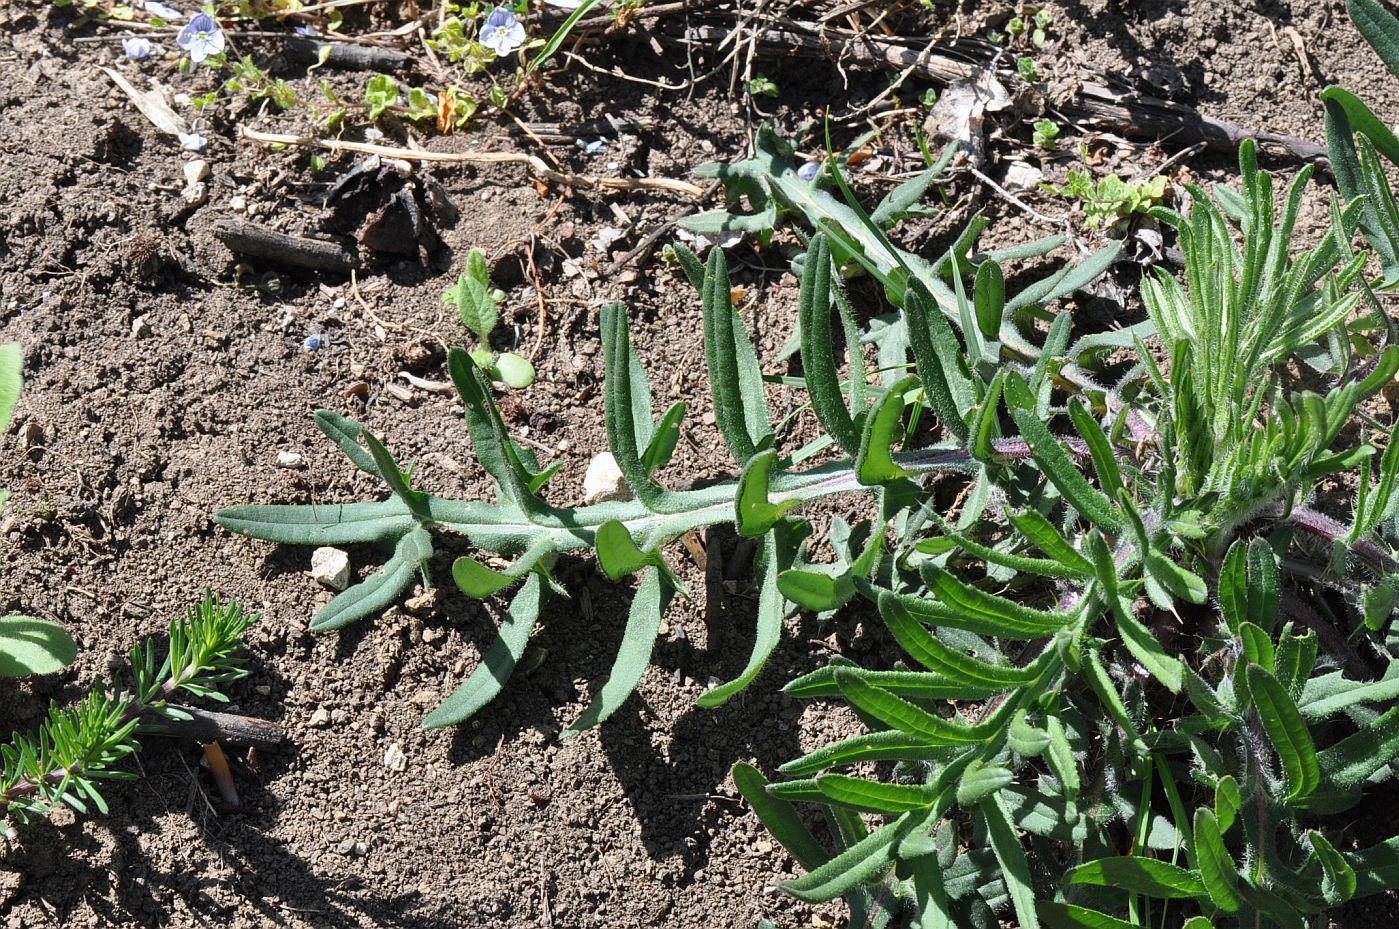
[
  {"xmin": 177, "ymin": 12, "xmax": 225, "ymax": 64},
  {"xmin": 144, "ymin": 1, "xmax": 184, "ymax": 20},
  {"xmin": 583, "ymin": 139, "xmax": 606, "ymax": 155},
  {"xmin": 303, "ymin": 334, "xmax": 323, "ymax": 351},
  {"xmin": 122, "ymin": 37, "xmax": 152, "ymax": 59},
  {"xmin": 480, "ymin": 6, "xmax": 526, "ymax": 56},
  {"xmin": 177, "ymin": 131, "xmax": 206, "ymax": 151},
  {"xmin": 798, "ymin": 161, "xmax": 820, "ymax": 182},
  {"xmin": 294, "ymin": 24, "xmax": 318, "ymax": 37}
]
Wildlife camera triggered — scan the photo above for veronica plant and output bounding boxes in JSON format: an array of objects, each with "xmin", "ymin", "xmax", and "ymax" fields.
[
  {"xmin": 215, "ymin": 135, "xmax": 1129, "ymax": 733},
  {"xmin": 742, "ymin": 142, "xmax": 1399, "ymax": 928},
  {"xmin": 1, "ymin": 593, "xmax": 255, "ymax": 823},
  {"xmin": 442, "ymin": 248, "xmax": 535, "ymax": 389}
]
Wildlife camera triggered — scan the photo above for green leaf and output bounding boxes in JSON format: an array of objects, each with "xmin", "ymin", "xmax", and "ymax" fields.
[
  {"xmin": 1083, "ymin": 642, "xmax": 1147, "ymax": 752},
  {"xmin": 1066, "ymin": 856, "xmax": 1207, "ymax": 899},
  {"xmin": 698, "ymin": 531, "xmax": 783, "ymax": 706},
  {"xmin": 799, "ymin": 234, "xmax": 862, "ymax": 454},
  {"xmin": 1309, "ymin": 830, "xmax": 1357, "ymax": 904},
  {"xmin": 1247, "ymin": 663, "xmax": 1320, "ymax": 803},
  {"xmin": 1088, "ymin": 532, "xmax": 1183, "ymax": 693},
  {"xmin": 1350, "ymin": 0, "xmax": 1399, "ymax": 79},
  {"xmin": 732, "ymin": 763, "xmax": 830, "ymax": 872},
  {"xmin": 856, "ymin": 376, "xmax": 917, "ymax": 484},
  {"xmin": 983, "ymin": 792, "xmax": 1040, "ymax": 929},
  {"xmin": 314, "ymin": 410, "xmax": 383, "ymax": 479},
  {"xmin": 442, "ymin": 249, "xmax": 499, "ymax": 340},
  {"xmin": 452, "ymin": 556, "xmax": 515, "ymax": 598},
  {"xmin": 817, "ymin": 774, "xmax": 936, "ymax": 813},
  {"xmin": 1318, "ymin": 700, "xmax": 1399, "ymax": 789},
  {"xmin": 973, "ymin": 258, "xmax": 1005, "ymax": 340},
  {"xmin": 1215, "ymin": 775, "xmax": 1241, "ymax": 834},
  {"xmin": 700, "ymin": 247, "xmax": 773, "ymax": 462},
  {"xmin": 1037, "ymin": 902, "xmax": 1136, "ymax": 929},
  {"xmin": 1067, "ymin": 399, "xmax": 1123, "ymax": 500},
  {"xmin": 778, "ymin": 569, "xmax": 853, "ymax": 612},
  {"xmin": 903, "ymin": 286, "xmax": 971, "ymax": 443},
  {"xmin": 971, "ymin": 370, "xmax": 1005, "ymax": 464},
  {"xmin": 1008, "ymin": 509, "xmax": 1095, "ymax": 576},
  {"xmin": 641, "ymin": 402, "xmax": 685, "ymax": 476},
  {"xmin": 492, "ymin": 352, "xmax": 535, "ymax": 389},
  {"xmin": 594, "ymin": 519, "xmax": 654, "ymax": 580},
  {"xmin": 562, "ymin": 568, "xmax": 672, "ymax": 737},
  {"xmin": 0, "ymin": 616, "xmax": 76, "ymax": 677},
  {"xmin": 310, "ymin": 526, "xmax": 432, "ymax": 631},
  {"xmin": 834, "ymin": 667, "xmax": 1003, "ymax": 744},
  {"xmin": 1218, "ymin": 541, "xmax": 1248, "ymax": 634},
  {"xmin": 877, "ymin": 590, "xmax": 1040, "ymax": 688},
  {"xmin": 735, "ymin": 450, "xmax": 800, "ymax": 536},
  {"xmin": 777, "ymin": 728, "xmax": 962, "ymax": 776},
  {"xmin": 0, "ymin": 343, "xmax": 22, "ymax": 434},
  {"xmin": 957, "ymin": 762, "xmax": 1013, "ymax": 806},
  {"xmin": 1009, "ymin": 385, "xmax": 1124, "ymax": 532},
  {"xmin": 1193, "ymin": 808, "xmax": 1241, "ymax": 911},
  {"xmin": 216, "ymin": 498, "xmax": 415, "ymax": 546},
  {"xmin": 423, "ymin": 573, "xmax": 547, "ymax": 728},
  {"xmin": 780, "ymin": 813, "xmax": 909, "ymax": 903},
  {"xmin": 917, "ymin": 566, "xmax": 1071, "ymax": 638},
  {"xmin": 1143, "ymin": 549, "xmax": 1208, "ymax": 606}
]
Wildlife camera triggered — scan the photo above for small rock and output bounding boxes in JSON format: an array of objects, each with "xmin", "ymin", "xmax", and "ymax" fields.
[
  {"xmin": 310, "ymin": 547, "xmax": 350, "ymax": 592},
  {"xmin": 309, "ymin": 707, "xmax": 330, "ymax": 728},
  {"xmin": 583, "ymin": 451, "xmax": 632, "ymax": 504},
  {"xmin": 352, "ymin": 841, "xmax": 369, "ymax": 858},
  {"xmin": 404, "ymin": 588, "xmax": 439, "ymax": 615},
  {"xmin": 21, "ymin": 422, "xmax": 43, "ymax": 448},
  {"xmin": 701, "ymin": 411, "xmax": 717, "ymax": 426},
  {"xmin": 181, "ymin": 181, "xmax": 208, "ymax": 208},
  {"xmin": 183, "ymin": 159, "xmax": 209, "ymax": 186},
  {"xmin": 276, "ymin": 450, "xmax": 306, "ymax": 469},
  {"xmin": 383, "ymin": 742, "xmax": 407, "ymax": 773},
  {"xmin": 229, "ymin": 194, "xmax": 247, "ymax": 212},
  {"xmin": 131, "ymin": 315, "xmax": 151, "ymax": 339},
  {"xmin": 1003, "ymin": 160, "xmax": 1044, "ymax": 191},
  {"xmin": 336, "ymin": 838, "xmax": 354, "ymax": 855}
]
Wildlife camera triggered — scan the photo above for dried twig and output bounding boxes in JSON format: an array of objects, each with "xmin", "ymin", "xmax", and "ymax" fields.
[{"xmin": 240, "ymin": 127, "xmax": 706, "ymax": 197}]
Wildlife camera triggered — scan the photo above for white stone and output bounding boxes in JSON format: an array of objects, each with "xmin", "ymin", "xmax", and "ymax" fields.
[
  {"xmin": 310, "ymin": 546, "xmax": 350, "ymax": 591},
  {"xmin": 383, "ymin": 742, "xmax": 407, "ymax": 773},
  {"xmin": 183, "ymin": 159, "xmax": 209, "ymax": 185},
  {"xmin": 582, "ymin": 451, "xmax": 632, "ymax": 504},
  {"xmin": 1003, "ymin": 161, "xmax": 1044, "ymax": 191},
  {"xmin": 276, "ymin": 450, "xmax": 306, "ymax": 469},
  {"xmin": 309, "ymin": 707, "xmax": 330, "ymax": 728}
]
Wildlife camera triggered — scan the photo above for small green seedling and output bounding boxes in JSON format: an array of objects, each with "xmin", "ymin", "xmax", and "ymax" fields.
[
  {"xmin": 1046, "ymin": 169, "xmax": 1169, "ymax": 229},
  {"xmin": 1032, "ymin": 118, "xmax": 1060, "ymax": 150},
  {"xmin": 442, "ymin": 249, "xmax": 534, "ymax": 389}
]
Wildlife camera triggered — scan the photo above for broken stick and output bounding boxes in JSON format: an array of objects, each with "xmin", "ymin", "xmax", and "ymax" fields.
[{"xmin": 210, "ymin": 216, "xmax": 362, "ymax": 273}]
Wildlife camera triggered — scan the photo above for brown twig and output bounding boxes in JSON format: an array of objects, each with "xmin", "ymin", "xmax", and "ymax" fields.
[
  {"xmin": 239, "ymin": 127, "xmax": 706, "ymax": 197},
  {"xmin": 210, "ymin": 216, "xmax": 361, "ymax": 273},
  {"xmin": 138, "ymin": 704, "xmax": 284, "ymax": 750}
]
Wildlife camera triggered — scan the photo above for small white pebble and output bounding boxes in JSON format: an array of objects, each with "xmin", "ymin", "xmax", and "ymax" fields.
[
  {"xmin": 583, "ymin": 451, "xmax": 632, "ymax": 504},
  {"xmin": 276, "ymin": 450, "xmax": 306, "ymax": 469},
  {"xmin": 310, "ymin": 546, "xmax": 350, "ymax": 591}
]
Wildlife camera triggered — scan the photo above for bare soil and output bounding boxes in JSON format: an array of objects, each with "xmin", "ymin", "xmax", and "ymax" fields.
[{"xmin": 0, "ymin": 1, "xmax": 1395, "ymax": 927}]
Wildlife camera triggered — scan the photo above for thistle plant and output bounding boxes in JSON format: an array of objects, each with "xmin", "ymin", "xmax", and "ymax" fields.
[
  {"xmin": 1, "ymin": 594, "xmax": 256, "ymax": 824},
  {"xmin": 215, "ymin": 132, "xmax": 1124, "ymax": 734},
  {"xmin": 738, "ymin": 144, "xmax": 1399, "ymax": 928}
]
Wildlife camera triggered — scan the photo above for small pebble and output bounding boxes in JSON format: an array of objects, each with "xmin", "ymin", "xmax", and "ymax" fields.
[
  {"xmin": 310, "ymin": 547, "xmax": 350, "ymax": 592},
  {"xmin": 276, "ymin": 450, "xmax": 305, "ymax": 469},
  {"xmin": 309, "ymin": 707, "xmax": 330, "ymax": 728}
]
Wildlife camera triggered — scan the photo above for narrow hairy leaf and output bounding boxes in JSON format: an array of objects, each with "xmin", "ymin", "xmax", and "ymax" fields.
[
  {"xmin": 594, "ymin": 519, "xmax": 653, "ymax": 580},
  {"xmin": 1215, "ymin": 775, "xmax": 1241, "ymax": 833},
  {"xmin": 1193, "ymin": 808, "xmax": 1241, "ymax": 911},
  {"xmin": 973, "ymin": 258, "xmax": 1005, "ymax": 340},
  {"xmin": 1067, "ymin": 399, "xmax": 1124, "ymax": 500},
  {"xmin": 1310, "ymin": 830, "xmax": 1358, "ymax": 904},
  {"xmin": 698, "ymin": 532, "xmax": 783, "ymax": 706},
  {"xmin": 1247, "ymin": 663, "xmax": 1320, "ymax": 803},
  {"xmin": 310, "ymin": 527, "xmax": 432, "ymax": 631},
  {"xmin": 877, "ymin": 590, "xmax": 1040, "ymax": 688},
  {"xmin": 423, "ymin": 573, "xmax": 546, "ymax": 728},
  {"xmin": 777, "ymin": 569, "xmax": 853, "ymax": 612},
  {"xmin": 1037, "ymin": 902, "xmax": 1137, "ymax": 929},
  {"xmin": 957, "ymin": 763, "xmax": 1014, "ymax": 806},
  {"xmin": 1083, "ymin": 643, "xmax": 1147, "ymax": 752},
  {"xmin": 700, "ymin": 247, "xmax": 773, "ymax": 462},
  {"xmin": 314, "ymin": 409, "xmax": 382, "ymax": 478},
  {"xmin": 1067, "ymin": 856, "xmax": 1207, "ymax": 899},
  {"xmin": 562, "ymin": 568, "xmax": 671, "ymax": 736},
  {"xmin": 983, "ymin": 792, "xmax": 1040, "ymax": 929},
  {"xmin": 780, "ymin": 813, "xmax": 909, "ymax": 903},
  {"xmin": 1010, "ymin": 395, "xmax": 1124, "ymax": 532},
  {"xmin": 1008, "ymin": 509, "xmax": 1095, "ymax": 575},
  {"xmin": 1318, "ymin": 701, "xmax": 1399, "ymax": 789},
  {"xmin": 834, "ymin": 667, "xmax": 1000, "ymax": 744},
  {"xmin": 856, "ymin": 376, "xmax": 917, "ymax": 484},
  {"xmin": 918, "ymin": 565, "xmax": 1071, "ymax": 637},
  {"xmin": 1350, "ymin": 0, "xmax": 1399, "ymax": 79},
  {"xmin": 903, "ymin": 286, "xmax": 970, "ymax": 443},
  {"xmin": 1088, "ymin": 531, "xmax": 1184, "ymax": 693},
  {"xmin": 799, "ymin": 234, "xmax": 861, "ymax": 453},
  {"xmin": 735, "ymin": 450, "xmax": 799, "ymax": 536},
  {"xmin": 732, "ymin": 763, "xmax": 830, "ymax": 871},
  {"xmin": 777, "ymin": 729, "xmax": 962, "ymax": 776},
  {"xmin": 817, "ymin": 774, "xmax": 937, "ymax": 813}
]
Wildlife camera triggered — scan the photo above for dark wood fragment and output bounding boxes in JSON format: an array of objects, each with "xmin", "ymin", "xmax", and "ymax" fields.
[
  {"xmin": 210, "ymin": 217, "xmax": 361, "ymax": 273},
  {"xmin": 283, "ymin": 38, "xmax": 410, "ymax": 73},
  {"xmin": 138, "ymin": 704, "xmax": 284, "ymax": 751}
]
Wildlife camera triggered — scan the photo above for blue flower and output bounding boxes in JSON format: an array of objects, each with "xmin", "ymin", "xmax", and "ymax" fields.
[
  {"xmin": 294, "ymin": 24, "xmax": 318, "ymax": 37},
  {"xmin": 178, "ymin": 131, "xmax": 206, "ymax": 151},
  {"xmin": 122, "ymin": 37, "xmax": 152, "ymax": 59},
  {"xmin": 177, "ymin": 12, "xmax": 225, "ymax": 64},
  {"xmin": 480, "ymin": 6, "xmax": 526, "ymax": 56},
  {"xmin": 798, "ymin": 161, "xmax": 821, "ymax": 182},
  {"xmin": 303, "ymin": 334, "xmax": 323, "ymax": 351},
  {"xmin": 144, "ymin": 1, "xmax": 184, "ymax": 20}
]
